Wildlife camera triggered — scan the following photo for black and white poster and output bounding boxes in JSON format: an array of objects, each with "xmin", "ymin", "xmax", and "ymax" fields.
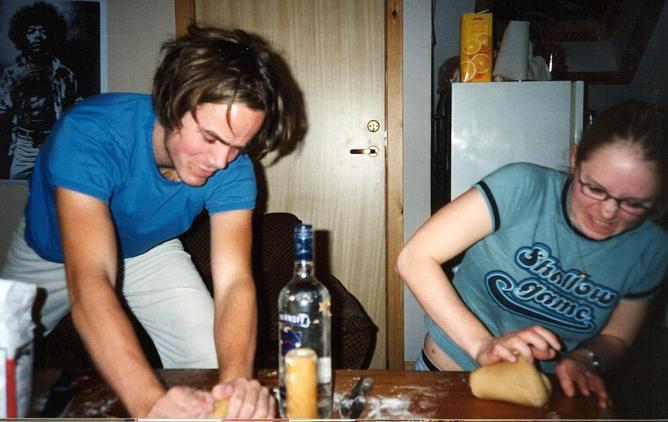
[{"xmin": 0, "ymin": 0, "xmax": 106, "ymax": 181}]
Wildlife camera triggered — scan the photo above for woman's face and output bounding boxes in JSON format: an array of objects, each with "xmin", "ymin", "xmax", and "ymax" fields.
[{"xmin": 569, "ymin": 142, "xmax": 660, "ymax": 240}]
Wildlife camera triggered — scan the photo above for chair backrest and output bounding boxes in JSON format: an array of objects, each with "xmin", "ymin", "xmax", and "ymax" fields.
[
  {"xmin": 252, "ymin": 213, "xmax": 378, "ymax": 369},
  {"xmin": 252, "ymin": 213, "xmax": 302, "ymax": 359},
  {"xmin": 180, "ymin": 211, "xmax": 378, "ymax": 369}
]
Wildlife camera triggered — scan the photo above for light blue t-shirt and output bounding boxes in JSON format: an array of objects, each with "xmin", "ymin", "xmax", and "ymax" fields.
[
  {"xmin": 426, "ymin": 163, "xmax": 668, "ymax": 372},
  {"xmin": 26, "ymin": 93, "xmax": 256, "ymax": 262}
]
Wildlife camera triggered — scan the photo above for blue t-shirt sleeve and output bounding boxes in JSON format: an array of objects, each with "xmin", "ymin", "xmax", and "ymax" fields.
[
  {"xmin": 474, "ymin": 163, "xmax": 545, "ymax": 232},
  {"xmin": 205, "ymin": 154, "xmax": 256, "ymax": 214},
  {"xmin": 46, "ymin": 107, "xmax": 125, "ymax": 203}
]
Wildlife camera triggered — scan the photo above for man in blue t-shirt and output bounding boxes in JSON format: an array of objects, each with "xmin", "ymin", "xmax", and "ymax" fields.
[{"xmin": 2, "ymin": 26, "xmax": 296, "ymax": 419}]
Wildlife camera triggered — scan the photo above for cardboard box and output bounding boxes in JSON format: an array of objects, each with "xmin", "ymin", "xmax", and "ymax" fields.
[{"xmin": 460, "ymin": 12, "xmax": 493, "ymax": 82}]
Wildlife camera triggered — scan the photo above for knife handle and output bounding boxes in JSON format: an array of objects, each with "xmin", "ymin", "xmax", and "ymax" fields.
[{"xmin": 350, "ymin": 376, "xmax": 374, "ymax": 399}]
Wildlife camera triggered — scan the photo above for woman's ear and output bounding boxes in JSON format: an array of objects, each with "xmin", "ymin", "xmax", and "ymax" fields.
[{"xmin": 569, "ymin": 143, "xmax": 578, "ymax": 171}]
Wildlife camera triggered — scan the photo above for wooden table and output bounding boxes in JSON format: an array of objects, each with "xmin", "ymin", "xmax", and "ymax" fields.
[{"xmin": 54, "ymin": 368, "xmax": 609, "ymax": 419}]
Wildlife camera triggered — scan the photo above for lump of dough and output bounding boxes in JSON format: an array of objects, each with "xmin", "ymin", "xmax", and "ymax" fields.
[
  {"xmin": 208, "ymin": 399, "xmax": 229, "ymax": 418},
  {"xmin": 469, "ymin": 358, "xmax": 552, "ymax": 408}
]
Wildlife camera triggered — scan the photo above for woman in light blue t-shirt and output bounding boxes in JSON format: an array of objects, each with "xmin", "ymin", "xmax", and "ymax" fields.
[{"xmin": 397, "ymin": 100, "xmax": 668, "ymax": 411}]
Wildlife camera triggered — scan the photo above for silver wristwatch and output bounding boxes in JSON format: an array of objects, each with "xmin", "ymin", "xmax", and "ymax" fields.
[{"xmin": 580, "ymin": 348, "xmax": 601, "ymax": 371}]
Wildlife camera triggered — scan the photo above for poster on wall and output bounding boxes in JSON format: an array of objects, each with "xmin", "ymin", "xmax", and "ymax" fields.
[{"xmin": 0, "ymin": 0, "xmax": 107, "ymax": 182}]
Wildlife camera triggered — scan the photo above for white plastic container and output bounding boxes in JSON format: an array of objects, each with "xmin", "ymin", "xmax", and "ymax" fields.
[{"xmin": 0, "ymin": 279, "xmax": 37, "ymax": 418}]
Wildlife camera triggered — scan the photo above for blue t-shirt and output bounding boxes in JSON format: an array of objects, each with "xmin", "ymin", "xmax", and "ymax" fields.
[
  {"xmin": 426, "ymin": 163, "xmax": 668, "ymax": 372},
  {"xmin": 26, "ymin": 93, "xmax": 256, "ymax": 262}
]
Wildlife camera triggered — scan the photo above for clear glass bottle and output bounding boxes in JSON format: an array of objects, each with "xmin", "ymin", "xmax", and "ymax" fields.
[{"xmin": 278, "ymin": 224, "xmax": 332, "ymax": 418}]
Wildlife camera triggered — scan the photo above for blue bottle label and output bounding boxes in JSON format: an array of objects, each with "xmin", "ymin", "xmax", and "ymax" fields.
[{"xmin": 279, "ymin": 325, "xmax": 302, "ymax": 357}]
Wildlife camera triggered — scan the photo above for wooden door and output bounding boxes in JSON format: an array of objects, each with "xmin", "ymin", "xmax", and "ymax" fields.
[{"xmin": 194, "ymin": 0, "xmax": 387, "ymax": 368}]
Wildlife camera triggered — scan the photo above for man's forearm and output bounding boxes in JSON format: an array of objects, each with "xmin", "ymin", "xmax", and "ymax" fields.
[
  {"xmin": 70, "ymin": 284, "xmax": 165, "ymax": 416},
  {"xmin": 214, "ymin": 281, "xmax": 257, "ymax": 380}
]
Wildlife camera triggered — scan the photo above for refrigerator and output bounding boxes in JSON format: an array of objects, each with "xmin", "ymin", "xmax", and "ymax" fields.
[{"xmin": 432, "ymin": 81, "xmax": 585, "ymax": 208}]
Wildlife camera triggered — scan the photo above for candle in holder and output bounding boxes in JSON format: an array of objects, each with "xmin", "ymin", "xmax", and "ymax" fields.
[{"xmin": 285, "ymin": 347, "xmax": 318, "ymax": 418}]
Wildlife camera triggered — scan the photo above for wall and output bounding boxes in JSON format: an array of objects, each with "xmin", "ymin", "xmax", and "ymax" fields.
[
  {"xmin": 0, "ymin": 0, "xmax": 175, "ymax": 266},
  {"xmin": 106, "ymin": 0, "xmax": 176, "ymax": 93},
  {"xmin": 432, "ymin": 0, "xmax": 476, "ymax": 108},
  {"xmin": 402, "ymin": 0, "xmax": 476, "ymax": 364},
  {"xmin": 401, "ymin": 0, "xmax": 432, "ymax": 365}
]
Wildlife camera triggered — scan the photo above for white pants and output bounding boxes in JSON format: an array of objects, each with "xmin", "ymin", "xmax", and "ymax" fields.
[{"xmin": 1, "ymin": 217, "xmax": 217, "ymax": 368}]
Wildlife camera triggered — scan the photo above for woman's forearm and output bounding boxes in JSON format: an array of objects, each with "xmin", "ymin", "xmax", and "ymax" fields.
[
  {"xmin": 398, "ymin": 256, "xmax": 493, "ymax": 360},
  {"xmin": 566, "ymin": 334, "xmax": 628, "ymax": 372}
]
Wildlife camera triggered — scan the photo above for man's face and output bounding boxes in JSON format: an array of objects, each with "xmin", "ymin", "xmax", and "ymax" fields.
[
  {"xmin": 157, "ymin": 102, "xmax": 266, "ymax": 186},
  {"xmin": 25, "ymin": 25, "xmax": 47, "ymax": 53}
]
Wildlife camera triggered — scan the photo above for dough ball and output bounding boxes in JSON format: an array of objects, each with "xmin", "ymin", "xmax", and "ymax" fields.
[
  {"xmin": 209, "ymin": 399, "xmax": 229, "ymax": 418},
  {"xmin": 470, "ymin": 358, "xmax": 552, "ymax": 408}
]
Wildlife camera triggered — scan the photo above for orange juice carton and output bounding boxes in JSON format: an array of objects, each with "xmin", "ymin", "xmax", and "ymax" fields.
[{"xmin": 460, "ymin": 12, "xmax": 493, "ymax": 82}]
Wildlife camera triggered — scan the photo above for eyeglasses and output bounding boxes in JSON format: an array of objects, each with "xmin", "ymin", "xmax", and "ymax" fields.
[{"xmin": 577, "ymin": 174, "xmax": 654, "ymax": 216}]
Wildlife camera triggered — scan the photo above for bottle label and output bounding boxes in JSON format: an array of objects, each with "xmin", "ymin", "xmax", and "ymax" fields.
[
  {"xmin": 280, "ymin": 326, "xmax": 303, "ymax": 357},
  {"xmin": 278, "ymin": 312, "xmax": 311, "ymax": 328}
]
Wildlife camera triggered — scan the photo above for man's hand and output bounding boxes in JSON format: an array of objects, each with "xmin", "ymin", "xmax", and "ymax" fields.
[
  {"xmin": 145, "ymin": 386, "xmax": 215, "ymax": 419},
  {"xmin": 211, "ymin": 377, "xmax": 276, "ymax": 419}
]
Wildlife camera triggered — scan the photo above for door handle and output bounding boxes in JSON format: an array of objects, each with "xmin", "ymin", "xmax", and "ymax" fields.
[{"xmin": 349, "ymin": 146, "xmax": 379, "ymax": 157}]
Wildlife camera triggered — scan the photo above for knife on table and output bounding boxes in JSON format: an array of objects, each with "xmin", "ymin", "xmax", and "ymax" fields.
[{"xmin": 346, "ymin": 376, "xmax": 374, "ymax": 419}]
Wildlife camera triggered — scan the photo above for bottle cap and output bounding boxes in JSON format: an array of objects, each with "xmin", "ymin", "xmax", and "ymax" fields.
[{"xmin": 294, "ymin": 224, "xmax": 313, "ymax": 261}]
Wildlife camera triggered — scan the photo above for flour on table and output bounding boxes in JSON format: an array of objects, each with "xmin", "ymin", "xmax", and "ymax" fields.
[
  {"xmin": 365, "ymin": 395, "xmax": 415, "ymax": 418},
  {"xmin": 75, "ymin": 376, "xmax": 120, "ymax": 417},
  {"xmin": 77, "ymin": 397, "xmax": 119, "ymax": 417},
  {"xmin": 335, "ymin": 384, "xmax": 445, "ymax": 419}
]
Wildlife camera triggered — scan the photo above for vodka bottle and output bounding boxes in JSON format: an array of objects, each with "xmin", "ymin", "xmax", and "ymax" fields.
[{"xmin": 278, "ymin": 224, "xmax": 332, "ymax": 418}]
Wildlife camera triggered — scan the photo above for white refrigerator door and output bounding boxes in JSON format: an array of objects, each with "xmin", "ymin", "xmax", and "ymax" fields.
[{"xmin": 450, "ymin": 81, "xmax": 584, "ymax": 199}]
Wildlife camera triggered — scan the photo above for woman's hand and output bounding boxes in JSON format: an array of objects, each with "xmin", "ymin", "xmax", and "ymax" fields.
[
  {"xmin": 475, "ymin": 325, "xmax": 562, "ymax": 366},
  {"xmin": 211, "ymin": 377, "xmax": 276, "ymax": 419},
  {"xmin": 145, "ymin": 386, "xmax": 214, "ymax": 419},
  {"xmin": 555, "ymin": 353, "xmax": 609, "ymax": 410}
]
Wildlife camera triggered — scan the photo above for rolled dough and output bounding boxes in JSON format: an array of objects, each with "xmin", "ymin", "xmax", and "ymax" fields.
[{"xmin": 469, "ymin": 358, "xmax": 552, "ymax": 408}]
